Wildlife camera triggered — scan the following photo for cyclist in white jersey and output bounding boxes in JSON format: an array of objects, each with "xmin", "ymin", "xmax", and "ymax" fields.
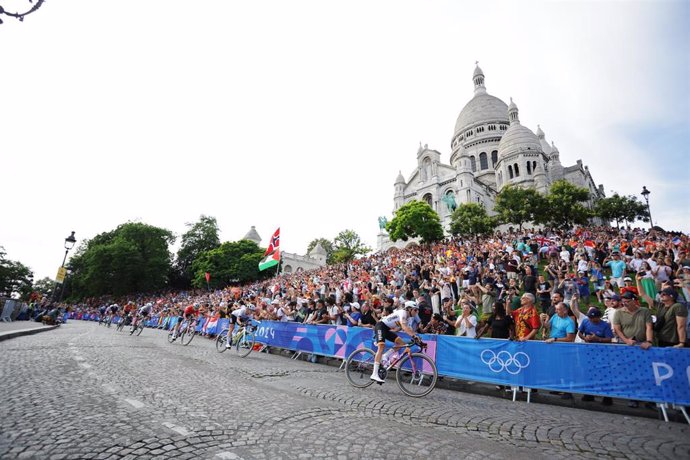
[
  {"xmin": 370, "ymin": 301, "xmax": 419, "ymax": 383},
  {"xmin": 225, "ymin": 303, "xmax": 256, "ymax": 349}
]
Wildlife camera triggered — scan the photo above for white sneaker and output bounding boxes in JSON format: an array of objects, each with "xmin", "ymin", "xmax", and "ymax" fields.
[
  {"xmin": 225, "ymin": 343, "xmax": 232, "ymax": 349},
  {"xmin": 370, "ymin": 373, "xmax": 385, "ymax": 383}
]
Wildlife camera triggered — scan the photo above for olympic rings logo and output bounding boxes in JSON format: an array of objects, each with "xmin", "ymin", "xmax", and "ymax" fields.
[{"xmin": 480, "ymin": 349, "xmax": 530, "ymax": 375}]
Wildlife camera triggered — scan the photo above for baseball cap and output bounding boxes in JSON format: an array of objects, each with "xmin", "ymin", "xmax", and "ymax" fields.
[
  {"xmin": 350, "ymin": 302, "xmax": 361, "ymax": 310},
  {"xmin": 442, "ymin": 297, "xmax": 451, "ymax": 303},
  {"xmin": 610, "ymin": 294, "xmax": 621, "ymax": 301},
  {"xmin": 682, "ymin": 265, "xmax": 690, "ymax": 271},
  {"xmin": 621, "ymin": 291, "xmax": 638, "ymax": 300},
  {"xmin": 586, "ymin": 308, "xmax": 603, "ymax": 318},
  {"xmin": 623, "ymin": 277, "xmax": 632, "ymax": 282}
]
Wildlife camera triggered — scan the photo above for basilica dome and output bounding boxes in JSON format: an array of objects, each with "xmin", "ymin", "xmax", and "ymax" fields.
[
  {"xmin": 454, "ymin": 93, "xmax": 509, "ymax": 136},
  {"xmin": 497, "ymin": 99, "xmax": 541, "ymax": 156},
  {"xmin": 453, "ymin": 64, "xmax": 509, "ymax": 137}
]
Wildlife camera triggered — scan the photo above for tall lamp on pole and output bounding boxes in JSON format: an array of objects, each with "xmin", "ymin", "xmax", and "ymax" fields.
[
  {"xmin": 53, "ymin": 231, "xmax": 77, "ymax": 302},
  {"xmin": 641, "ymin": 186, "xmax": 653, "ymax": 229}
]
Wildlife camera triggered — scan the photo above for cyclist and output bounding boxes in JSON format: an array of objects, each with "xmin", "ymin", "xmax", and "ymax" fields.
[
  {"xmin": 170, "ymin": 303, "xmax": 199, "ymax": 342},
  {"xmin": 98, "ymin": 305, "xmax": 108, "ymax": 325},
  {"xmin": 370, "ymin": 300, "xmax": 420, "ymax": 383},
  {"xmin": 130, "ymin": 302, "xmax": 153, "ymax": 334},
  {"xmin": 225, "ymin": 302, "xmax": 256, "ymax": 349},
  {"xmin": 107, "ymin": 304, "xmax": 119, "ymax": 327}
]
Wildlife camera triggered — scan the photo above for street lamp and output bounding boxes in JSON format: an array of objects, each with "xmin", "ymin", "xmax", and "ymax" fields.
[
  {"xmin": 0, "ymin": 0, "xmax": 46, "ymax": 24},
  {"xmin": 641, "ymin": 186, "xmax": 653, "ymax": 229},
  {"xmin": 52, "ymin": 231, "xmax": 77, "ymax": 302}
]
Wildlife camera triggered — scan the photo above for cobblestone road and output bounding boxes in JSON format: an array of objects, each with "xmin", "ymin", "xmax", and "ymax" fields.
[{"xmin": 1, "ymin": 322, "xmax": 688, "ymax": 459}]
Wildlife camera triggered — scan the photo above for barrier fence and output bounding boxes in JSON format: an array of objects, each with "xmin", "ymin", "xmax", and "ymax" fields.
[{"xmin": 70, "ymin": 314, "xmax": 690, "ymax": 406}]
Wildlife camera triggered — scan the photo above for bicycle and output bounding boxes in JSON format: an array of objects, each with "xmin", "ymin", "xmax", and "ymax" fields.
[
  {"xmin": 129, "ymin": 315, "xmax": 145, "ymax": 336},
  {"xmin": 179, "ymin": 317, "xmax": 198, "ymax": 346},
  {"xmin": 215, "ymin": 322, "xmax": 258, "ymax": 357},
  {"xmin": 344, "ymin": 338, "xmax": 438, "ymax": 397},
  {"xmin": 116, "ymin": 314, "xmax": 130, "ymax": 332}
]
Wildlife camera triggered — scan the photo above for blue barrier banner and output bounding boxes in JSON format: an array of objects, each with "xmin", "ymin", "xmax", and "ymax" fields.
[
  {"xmin": 256, "ymin": 321, "xmax": 437, "ymax": 360},
  {"xmin": 436, "ymin": 336, "xmax": 690, "ymax": 405}
]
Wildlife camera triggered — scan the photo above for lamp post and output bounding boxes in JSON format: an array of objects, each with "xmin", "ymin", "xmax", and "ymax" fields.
[
  {"xmin": 641, "ymin": 186, "xmax": 653, "ymax": 229},
  {"xmin": 52, "ymin": 231, "xmax": 77, "ymax": 302},
  {"xmin": 0, "ymin": 0, "xmax": 46, "ymax": 24}
]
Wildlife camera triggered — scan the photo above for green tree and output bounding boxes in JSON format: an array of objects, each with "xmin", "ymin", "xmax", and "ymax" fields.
[
  {"xmin": 594, "ymin": 193, "xmax": 649, "ymax": 228},
  {"xmin": 449, "ymin": 203, "xmax": 497, "ymax": 238},
  {"xmin": 0, "ymin": 247, "xmax": 34, "ymax": 299},
  {"xmin": 190, "ymin": 239, "xmax": 269, "ymax": 288},
  {"xmin": 69, "ymin": 222, "xmax": 175, "ymax": 297},
  {"xmin": 538, "ymin": 180, "xmax": 592, "ymax": 229},
  {"xmin": 32, "ymin": 277, "xmax": 56, "ymax": 299},
  {"xmin": 493, "ymin": 185, "xmax": 545, "ymax": 230},
  {"xmin": 386, "ymin": 200, "xmax": 444, "ymax": 244},
  {"xmin": 306, "ymin": 238, "xmax": 335, "ymax": 264},
  {"xmin": 173, "ymin": 215, "xmax": 221, "ymax": 287},
  {"xmin": 331, "ymin": 230, "xmax": 371, "ymax": 264}
]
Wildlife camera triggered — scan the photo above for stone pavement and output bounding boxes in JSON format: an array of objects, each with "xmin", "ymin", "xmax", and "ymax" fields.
[{"xmin": 0, "ymin": 321, "xmax": 688, "ymax": 459}]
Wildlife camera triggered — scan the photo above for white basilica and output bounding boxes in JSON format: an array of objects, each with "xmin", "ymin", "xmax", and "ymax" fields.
[{"xmin": 390, "ymin": 64, "xmax": 605, "ymax": 237}]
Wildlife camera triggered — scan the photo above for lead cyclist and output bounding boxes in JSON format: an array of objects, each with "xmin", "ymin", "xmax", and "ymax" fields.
[{"xmin": 370, "ymin": 301, "xmax": 420, "ymax": 383}]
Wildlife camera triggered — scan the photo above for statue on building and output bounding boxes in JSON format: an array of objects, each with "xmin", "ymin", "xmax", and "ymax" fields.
[
  {"xmin": 441, "ymin": 193, "xmax": 457, "ymax": 212},
  {"xmin": 378, "ymin": 216, "xmax": 388, "ymax": 231}
]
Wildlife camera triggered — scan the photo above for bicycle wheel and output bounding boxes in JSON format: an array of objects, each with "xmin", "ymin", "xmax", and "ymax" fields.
[
  {"xmin": 135, "ymin": 322, "xmax": 145, "ymax": 336},
  {"xmin": 167, "ymin": 330, "xmax": 176, "ymax": 343},
  {"xmin": 345, "ymin": 348, "xmax": 376, "ymax": 389},
  {"xmin": 235, "ymin": 330, "xmax": 255, "ymax": 358},
  {"xmin": 215, "ymin": 332, "xmax": 228, "ymax": 353},
  {"xmin": 395, "ymin": 352, "xmax": 438, "ymax": 397},
  {"xmin": 116, "ymin": 320, "xmax": 123, "ymax": 332},
  {"xmin": 182, "ymin": 327, "xmax": 195, "ymax": 346}
]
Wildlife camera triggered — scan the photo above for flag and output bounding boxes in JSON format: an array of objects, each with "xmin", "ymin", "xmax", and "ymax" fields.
[
  {"xmin": 259, "ymin": 249, "xmax": 280, "ymax": 271},
  {"xmin": 264, "ymin": 227, "xmax": 280, "ymax": 257}
]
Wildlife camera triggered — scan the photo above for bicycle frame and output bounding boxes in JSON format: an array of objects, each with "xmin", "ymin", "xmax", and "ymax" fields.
[{"xmin": 384, "ymin": 341, "xmax": 425, "ymax": 371}]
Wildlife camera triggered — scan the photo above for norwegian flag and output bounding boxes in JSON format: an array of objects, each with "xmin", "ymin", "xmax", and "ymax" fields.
[{"xmin": 264, "ymin": 228, "xmax": 280, "ymax": 256}]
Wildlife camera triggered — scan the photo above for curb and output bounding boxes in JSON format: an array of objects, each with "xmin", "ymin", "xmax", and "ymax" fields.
[{"xmin": 0, "ymin": 324, "xmax": 59, "ymax": 342}]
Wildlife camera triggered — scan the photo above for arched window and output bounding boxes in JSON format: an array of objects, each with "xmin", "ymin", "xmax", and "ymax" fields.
[
  {"xmin": 497, "ymin": 171, "xmax": 503, "ymax": 187},
  {"xmin": 533, "ymin": 161, "xmax": 537, "ymax": 172},
  {"xmin": 508, "ymin": 165, "xmax": 514, "ymax": 179},
  {"xmin": 466, "ymin": 190, "xmax": 471, "ymax": 202},
  {"xmin": 470, "ymin": 156, "xmax": 476, "ymax": 172},
  {"xmin": 491, "ymin": 151, "xmax": 498, "ymax": 168},
  {"xmin": 422, "ymin": 157, "xmax": 431, "ymax": 181},
  {"xmin": 527, "ymin": 162, "xmax": 532, "ymax": 175},
  {"xmin": 479, "ymin": 152, "xmax": 488, "ymax": 170},
  {"xmin": 423, "ymin": 193, "xmax": 433, "ymax": 208},
  {"xmin": 514, "ymin": 163, "xmax": 520, "ymax": 177}
]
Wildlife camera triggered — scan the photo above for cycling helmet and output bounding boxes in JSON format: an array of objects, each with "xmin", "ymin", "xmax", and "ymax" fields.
[
  {"xmin": 193, "ymin": 303, "xmax": 200, "ymax": 309},
  {"xmin": 404, "ymin": 301, "xmax": 418, "ymax": 310},
  {"xmin": 248, "ymin": 305, "xmax": 256, "ymax": 312}
]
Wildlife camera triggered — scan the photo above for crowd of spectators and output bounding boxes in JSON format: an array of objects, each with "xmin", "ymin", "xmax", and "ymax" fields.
[{"xmin": 53, "ymin": 225, "xmax": 688, "ymax": 354}]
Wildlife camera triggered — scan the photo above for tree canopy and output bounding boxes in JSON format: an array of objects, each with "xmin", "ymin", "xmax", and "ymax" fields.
[
  {"xmin": 0, "ymin": 247, "xmax": 34, "ymax": 299},
  {"xmin": 493, "ymin": 185, "xmax": 545, "ymax": 230},
  {"xmin": 449, "ymin": 203, "xmax": 497, "ymax": 238},
  {"xmin": 386, "ymin": 200, "xmax": 444, "ymax": 244},
  {"xmin": 173, "ymin": 215, "xmax": 221, "ymax": 287},
  {"xmin": 190, "ymin": 239, "xmax": 269, "ymax": 288},
  {"xmin": 594, "ymin": 193, "xmax": 649, "ymax": 228},
  {"xmin": 331, "ymin": 230, "xmax": 371, "ymax": 264},
  {"xmin": 69, "ymin": 222, "xmax": 175, "ymax": 298},
  {"xmin": 537, "ymin": 180, "xmax": 592, "ymax": 229}
]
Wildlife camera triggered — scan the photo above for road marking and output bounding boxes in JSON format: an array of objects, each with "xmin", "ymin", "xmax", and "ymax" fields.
[
  {"xmin": 161, "ymin": 422, "xmax": 191, "ymax": 436},
  {"xmin": 124, "ymin": 398, "xmax": 145, "ymax": 409},
  {"xmin": 215, "ymin": 452, "xmax": 244, "ymax": 460}
]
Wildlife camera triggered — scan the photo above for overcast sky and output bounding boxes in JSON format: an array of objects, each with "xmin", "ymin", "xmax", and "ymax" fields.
[{"xmin": 2, "ymin": 0, "xmax": 689, "ymax": 282}]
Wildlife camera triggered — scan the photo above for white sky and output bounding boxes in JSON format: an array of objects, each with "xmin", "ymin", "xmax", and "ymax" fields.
[{"xmin": 2, "ymin": 0, "xmax": 689, "ymax": 282}]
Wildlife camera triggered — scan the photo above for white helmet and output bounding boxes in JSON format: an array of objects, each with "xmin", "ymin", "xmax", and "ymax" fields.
[{"xmin": 404, "ymin": 301, "xmax": 418, "ymax": 310}]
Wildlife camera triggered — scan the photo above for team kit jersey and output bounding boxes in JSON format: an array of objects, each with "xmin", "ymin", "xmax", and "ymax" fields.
[
  {"xmin": 381, "ymin": 309, "xmax": 409, "ymax": 328},
  {"xmin": 183, "ymin": 305, "xmax": 196, "ymax": 318}
]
